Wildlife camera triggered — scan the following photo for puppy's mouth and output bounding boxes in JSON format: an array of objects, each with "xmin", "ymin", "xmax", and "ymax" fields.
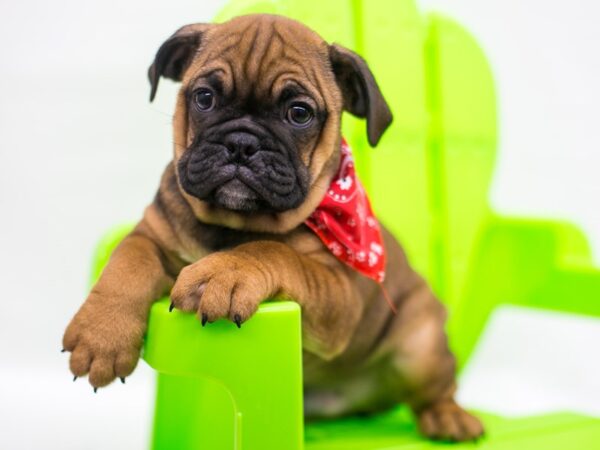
[
  {"xmin": 177, "ymin": 126, "xmax": 310, "ymax": 214},
  {"xmin": 211, "ymin": 178, "xmax": 262, "ymax": 212}
]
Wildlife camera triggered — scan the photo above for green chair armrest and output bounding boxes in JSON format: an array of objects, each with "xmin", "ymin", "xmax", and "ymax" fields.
[
  {"xmin": 144, "ymin": 299, "xmax": 304, "ymax": 450},
  {"xmin": 449, "ymin": 215, "xmax": 600, "ymax": 368}
]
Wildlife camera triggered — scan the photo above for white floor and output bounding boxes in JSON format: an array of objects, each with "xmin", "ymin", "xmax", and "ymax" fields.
[
  {"xmin": 1, "ymin": 306, "xmax": 599, "ymax": 450},
  {"xmin": 458, "ymin": 306, "xmax": 600, "ymax": 418},
  {"xmin": 0, "ymin": 362, "xmax": 156, "ymax": 450}
]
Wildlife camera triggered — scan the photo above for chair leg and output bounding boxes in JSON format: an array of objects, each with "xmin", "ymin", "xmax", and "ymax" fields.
[{"xmin": 150, "ymin": 373, "xmax": 236, "ymax": 450}]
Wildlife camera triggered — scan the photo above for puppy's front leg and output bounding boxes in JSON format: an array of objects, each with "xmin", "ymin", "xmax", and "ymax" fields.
[
  {"xmin": 63, "ymin": 222, "xmax": 173, "ymax": 389},
  {"xmin": 171, "ymin": 240, "xmax": 363, "ymax": 359}
]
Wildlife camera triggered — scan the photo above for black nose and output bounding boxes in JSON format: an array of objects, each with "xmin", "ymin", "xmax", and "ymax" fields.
[{"xmin": 224, "ymin": 132, "xmax": 260, "ymax": 159}]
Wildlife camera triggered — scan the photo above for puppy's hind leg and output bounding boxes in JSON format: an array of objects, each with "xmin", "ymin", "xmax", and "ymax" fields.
[{"xmin": 390, "ymin": 282, "xmax": 484, "ymax": 442}]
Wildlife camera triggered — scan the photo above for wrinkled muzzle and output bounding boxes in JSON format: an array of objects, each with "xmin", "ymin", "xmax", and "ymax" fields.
[{"xmin": 177, "ymin": 126, "xmax": 309, "ymax": 213}]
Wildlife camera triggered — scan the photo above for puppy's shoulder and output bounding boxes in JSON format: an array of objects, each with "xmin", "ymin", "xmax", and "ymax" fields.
[{"xmin": 281, "ymin": 225, "xmax": 348, "ymax": 268}]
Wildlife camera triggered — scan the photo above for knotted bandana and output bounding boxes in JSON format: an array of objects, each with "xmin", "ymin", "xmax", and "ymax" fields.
[{"xmin": 305, "ymin": 139, "xmax": 387, "ymax": 285}]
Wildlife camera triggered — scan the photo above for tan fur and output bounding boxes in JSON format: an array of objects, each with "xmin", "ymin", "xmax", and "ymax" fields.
[
  {"xmin": 63, "ymin": 14, "xmax": 483, "ymax": 441},
  {"xmin": 172, "ymin": 16, "xmax": 343, "ymax": 233}
]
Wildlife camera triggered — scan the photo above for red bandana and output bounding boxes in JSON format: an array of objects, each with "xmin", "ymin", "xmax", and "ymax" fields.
[{"xmin": 305, "ymin": 139, "xmax": 387, "ymax": 284}]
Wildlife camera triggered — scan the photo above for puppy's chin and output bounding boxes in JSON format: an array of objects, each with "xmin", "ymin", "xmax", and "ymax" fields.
[{"xmin": 211, "ymin": 179, "xmax": 262, "ymax": 213}]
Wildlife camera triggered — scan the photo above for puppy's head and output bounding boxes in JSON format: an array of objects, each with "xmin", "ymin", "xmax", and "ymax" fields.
[{"xmin": 149, "ymin": 14, "xmax": 392, "ymax": 232}]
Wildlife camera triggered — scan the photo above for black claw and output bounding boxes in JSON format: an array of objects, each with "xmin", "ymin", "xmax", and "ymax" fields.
[
  {"xmin": 93, "ymin": 387, "xmax": 98, "ymax": 393},
  {"xmin": 73, "ymin": 376, "xmax": 78, "ymax": 382},
  {"xmin": 120, "ymin": 377, "xmax": 126, "ymax": 384},
  {"xmin": 233, "ymin": 314, "xmax": 242, "ymax": 329},
  {"xmin": 61, "ymin": 348, "xmax": 66, "ymax": 353},
  {"xmin": 201, "ymin": 313, "xmax": 208, "ymax": 327},
  {"xmin": 169, "ymin": 301, "xmax": 175, "ymax": 312}
]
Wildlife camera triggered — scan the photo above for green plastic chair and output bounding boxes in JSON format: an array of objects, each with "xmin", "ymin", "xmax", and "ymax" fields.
[{"xmin": 91, "ymin": 0, "xmax": 600, "ymax": 448}]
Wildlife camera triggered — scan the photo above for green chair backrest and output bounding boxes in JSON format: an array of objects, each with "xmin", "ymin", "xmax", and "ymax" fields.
[
  {"xmin": 215, "ymin": 0, "xmax": 497, "ymax": 314},
  {"xmin": 92, "ymin": 0, "xmax": 499, "ymax": 362}
]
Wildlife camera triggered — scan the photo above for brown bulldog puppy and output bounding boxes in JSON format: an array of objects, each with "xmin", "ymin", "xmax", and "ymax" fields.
[{"xmin": 63, "ymin": 14, "xmax": 484, "ymax": 441}]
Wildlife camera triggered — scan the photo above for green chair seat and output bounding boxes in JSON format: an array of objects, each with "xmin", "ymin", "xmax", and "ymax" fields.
[{"xmin": 91, "ymin": 0, "xmax": 600, "ymax": 448}]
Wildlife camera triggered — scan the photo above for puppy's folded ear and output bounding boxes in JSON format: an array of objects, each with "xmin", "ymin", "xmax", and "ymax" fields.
[
  {"xmin": 329, "ymin": 44, "xmax": 393, "ymax": 146},
  {"xmin": 148, "ymin": 23, "xmax": 211, "ymax": 102}
]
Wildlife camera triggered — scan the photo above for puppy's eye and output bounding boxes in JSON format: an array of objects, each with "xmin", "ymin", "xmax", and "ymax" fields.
[
  {"xmin": 194, "ymin": 88, "xmax": 215, "ymax": 111},
  {"xmin": 286, "ymin": 103, "xmax": 313, "ymax": 127}
]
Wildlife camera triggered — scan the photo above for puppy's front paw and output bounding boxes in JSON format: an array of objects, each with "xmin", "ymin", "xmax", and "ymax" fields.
[
  {"xmin": 170, "ymin": 251, "xmax": 271, "ymax": 327},
  {"xmin": 417, "ymin": 400, "xmax": 484, "ymax": 442},
  {"xmin": 62, "ymin": 295, "xmax": 144, "ymax": 390}
]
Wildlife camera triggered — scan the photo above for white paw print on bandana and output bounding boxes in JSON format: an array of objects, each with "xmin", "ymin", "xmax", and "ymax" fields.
[
  {"xmin": 370, "ymin": 242, "xmax": 383, "ymax": 255},
  {"xmin": 336, "ymin": 176, "xmax": 353, "ymax": 191},
  {"xmin": 356, "ymin": 251, "xmax": 366, "ymax": 263},
  {"xmin": 368, "ymin": 251, "xmax": 379, "ymax": 267},
  {"xmin": 328, "ymin": 242, "xmax": 343, "ymax": 256}
]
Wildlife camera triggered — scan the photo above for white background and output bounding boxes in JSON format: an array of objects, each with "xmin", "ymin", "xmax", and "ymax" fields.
[{"xmin": 0, "ymin": 0, "xmax": 599, "ymax": 448}]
